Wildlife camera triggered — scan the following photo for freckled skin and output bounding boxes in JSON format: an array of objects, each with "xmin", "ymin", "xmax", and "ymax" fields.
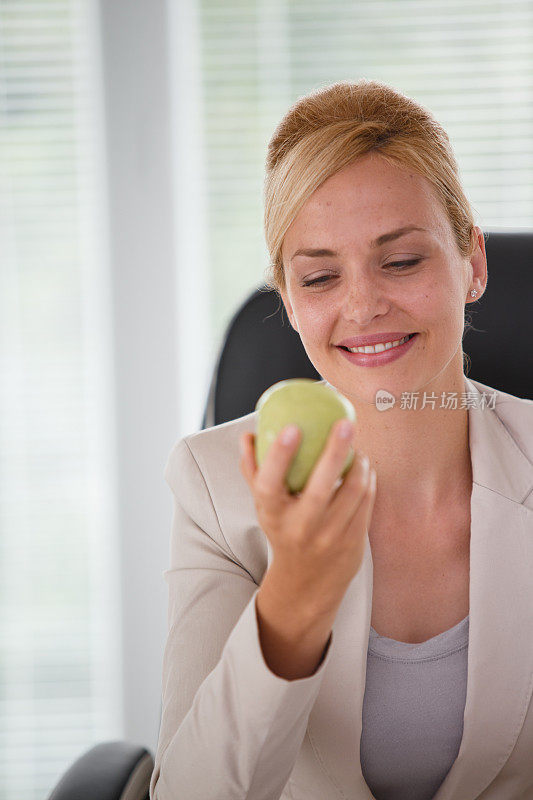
[{"xmin": 279, "ymin": 154, "xmax": 478, "ymax": 410}]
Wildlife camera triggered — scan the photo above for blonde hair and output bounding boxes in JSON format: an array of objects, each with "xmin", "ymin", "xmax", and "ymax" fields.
[{"xmin": 263, "ymin": 79, "xmax": 478, "ymax": 295}]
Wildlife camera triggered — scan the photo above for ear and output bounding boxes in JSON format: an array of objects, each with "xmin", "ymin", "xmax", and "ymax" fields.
[
  {"xmin": 465, "ymin": 226, "xmax": 488, "ymax": 302},
  {"xmin": 279, "ymin": 286, "xmax": 299, "ymax": 332}
]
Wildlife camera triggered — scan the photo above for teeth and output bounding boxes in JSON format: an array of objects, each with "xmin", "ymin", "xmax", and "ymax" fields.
[{"xmin": 346, "ymin": 334, "xmax": 412, "ymax": 354}]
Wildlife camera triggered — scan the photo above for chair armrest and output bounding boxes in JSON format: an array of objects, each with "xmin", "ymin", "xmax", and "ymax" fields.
[{"xmin": 47, "ymin": 740, "xmax": 154, "ymax": 800}]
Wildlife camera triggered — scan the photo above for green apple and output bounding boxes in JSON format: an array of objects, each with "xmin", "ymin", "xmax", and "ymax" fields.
[{"xmin": 254, "ymin": 378, "xmax": 356, "ymax": 495}]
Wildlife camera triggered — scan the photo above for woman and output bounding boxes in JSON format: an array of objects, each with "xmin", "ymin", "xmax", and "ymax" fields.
[{"xmin": 150, "ymin": 81, "xmax": 533, "ymax": 800}]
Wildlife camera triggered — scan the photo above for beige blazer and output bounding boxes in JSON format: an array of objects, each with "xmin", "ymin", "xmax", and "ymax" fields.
[{"xmin": 150, "ymin": 375, "xmax": 533, "ymax": 800}]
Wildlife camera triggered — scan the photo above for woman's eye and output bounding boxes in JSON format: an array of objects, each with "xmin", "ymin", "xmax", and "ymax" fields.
[
  {"xmin": 302, "ymin": 259, "xmax": 421, "ymax": 287},
  {"xmin": 302, "ymin": 275, "xmax": 332, "ymax": 286},
  {"xmin": 385, "ymin": 258, "xmax": 421, "ymax": 271}
]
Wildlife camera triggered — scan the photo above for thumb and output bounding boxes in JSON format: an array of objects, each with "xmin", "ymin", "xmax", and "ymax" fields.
[{"xmin": 239, "ymin": 432, "xmax": 257, "ymax": 484}]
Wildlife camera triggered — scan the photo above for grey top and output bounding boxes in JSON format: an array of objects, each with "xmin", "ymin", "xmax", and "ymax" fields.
[{"xmin": 360, "ymin": 615, "xmax": 470, "ymax": 800}]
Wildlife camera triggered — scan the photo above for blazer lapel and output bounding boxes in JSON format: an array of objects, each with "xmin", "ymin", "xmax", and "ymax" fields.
[{"xmin": 305, "ymin": 376, "xmax": 533, "ymax": 799}]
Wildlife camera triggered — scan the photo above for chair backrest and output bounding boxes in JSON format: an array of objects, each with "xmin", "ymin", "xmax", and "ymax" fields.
[{"xmin": 201, "ymin": 230, "xmax": 532, "ymax": 430}]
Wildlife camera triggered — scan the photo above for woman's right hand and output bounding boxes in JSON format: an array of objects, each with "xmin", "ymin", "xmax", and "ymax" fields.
[{"xmin": 239, "ymin": 419, "xmax": 377, "ymax": 619}]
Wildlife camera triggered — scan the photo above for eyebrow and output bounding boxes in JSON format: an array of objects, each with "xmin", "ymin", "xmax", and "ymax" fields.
[{"xmin": 290, "ymin": 225, "xmax": 428, "ymax": 261}]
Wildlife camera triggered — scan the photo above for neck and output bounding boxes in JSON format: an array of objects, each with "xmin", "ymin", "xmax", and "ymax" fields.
[{"xmin": 350, "ymin": 369, "xmax": 472, "ymax": 516}]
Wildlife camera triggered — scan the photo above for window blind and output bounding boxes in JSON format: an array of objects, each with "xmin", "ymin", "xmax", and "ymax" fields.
[
  {"xmin": 195, "ymin": 0, "xmax": 533, "ymax": 362},
  {"xmin": 0, "ymin": 2, "xmax": 122, "ymax": 798}
]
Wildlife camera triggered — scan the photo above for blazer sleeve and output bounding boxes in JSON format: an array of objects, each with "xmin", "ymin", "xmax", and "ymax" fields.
[{"xmin": 149, "ymin": 436, "xmax": 334, "ymax": 800}]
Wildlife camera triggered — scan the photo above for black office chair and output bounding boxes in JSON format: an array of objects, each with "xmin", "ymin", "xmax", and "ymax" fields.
[
  {"xmin": 201, "ymin": 229, "xmax": 532, "ymax": 428},
  {"xmin": 47, "ymin": 229, "xmax": 532, "ymax": 799}
]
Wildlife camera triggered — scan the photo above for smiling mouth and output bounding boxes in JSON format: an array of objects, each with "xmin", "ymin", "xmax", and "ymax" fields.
[{"xmin": 338, "ymin": 333, "xmax": 417, "ymax": 354}]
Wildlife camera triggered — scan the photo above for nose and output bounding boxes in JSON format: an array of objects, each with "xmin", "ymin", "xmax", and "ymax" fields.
[{"xmin": 341, "ymin": 273, "xmax": 389, "ymax": 326}]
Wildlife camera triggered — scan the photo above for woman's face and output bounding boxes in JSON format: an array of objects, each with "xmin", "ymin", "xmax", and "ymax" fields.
[{"xmin": 279, "ymin": 152, "xmax": 485, "ymax": 406}]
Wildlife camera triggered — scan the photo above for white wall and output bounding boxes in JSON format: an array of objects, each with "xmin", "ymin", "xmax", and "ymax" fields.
[{"xmin": 97, "ymin": 0, "xmax": 183, "ymax": 755}]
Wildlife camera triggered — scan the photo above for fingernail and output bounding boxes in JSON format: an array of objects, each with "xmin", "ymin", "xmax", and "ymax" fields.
[
  {"xmin": 337, "ymin": 419, "xmax": 352, "ymax": 439},
  {"xmin": 280, "ymin": 425, "xmax": 299, "ymax": 445}
]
